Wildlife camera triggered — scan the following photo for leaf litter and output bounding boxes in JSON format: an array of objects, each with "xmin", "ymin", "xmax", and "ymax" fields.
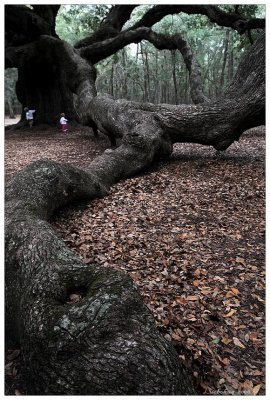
[{"xmin": 5, "ymin": 126, "xmax": 265, "ymax": 395}]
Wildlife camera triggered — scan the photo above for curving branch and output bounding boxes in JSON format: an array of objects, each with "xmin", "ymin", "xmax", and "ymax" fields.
[
  {"xmin": 74, "ymin": 5, "xmax": 137, "ymax": 48},
  {"xmin": 87, "ymin": 33, "xmax": 264, "ymax": 151},
  {"xmin": 5, "ymin": 139, "xmax": 195, "ymax": 395},
  {"xmin": 79, "ymin": 27, "xmax": 209, "ymax": 104},
  {"xmin": 129, "ymin": 4, "xmax": 265, "ymax": 34}
]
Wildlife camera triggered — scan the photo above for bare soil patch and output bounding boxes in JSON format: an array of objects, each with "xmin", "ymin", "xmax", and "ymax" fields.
[
  {"xmin": 5, "ymin": 125, "xmax": 265, "ymax": 395},
  {"xmin": 5, "ymin": 115, "xmax": 20, "ymax": 126}
]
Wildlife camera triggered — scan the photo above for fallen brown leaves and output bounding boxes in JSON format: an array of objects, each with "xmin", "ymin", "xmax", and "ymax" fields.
[{"xmin": 5, "ymin": 126, "xmax": 265, "ymax": 395}]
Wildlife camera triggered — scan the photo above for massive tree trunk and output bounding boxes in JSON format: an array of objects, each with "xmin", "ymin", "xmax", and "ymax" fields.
[
  {"xmin": 16, "ymin": 63, "xmax": 78, "ymax": 125},
  {"xmin": 5, "ymin": 4, "xmax": 265, "ymax": 395},
  {"xmin": 5, "ymin": 5, "xmax": 76, "ymax": 125}
]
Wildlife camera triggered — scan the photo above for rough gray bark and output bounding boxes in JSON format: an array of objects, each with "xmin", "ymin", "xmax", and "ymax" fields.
[
  {"xmin": 128, "ymin": 4, "xmax": 265, "ymax": 34},
  {"xmin": 88, "ymin": 33, "xmax": 264, "ymax": 150},
  {"xmin": 5, "ymin": 160, "xmax": 196, "ymax": 395}
]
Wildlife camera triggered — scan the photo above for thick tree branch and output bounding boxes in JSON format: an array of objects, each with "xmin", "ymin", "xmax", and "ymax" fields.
[
  {"xmin": 5, "ymin": 155, "xmax": 196, "ymax": 395},
  {"xmin": 77, "ymin": 4, "xmax": 265, "ymax": 63},
  {"xmin": 31, "ymin": 5, "xmax": 60, "ymax": 36},
  {"xmin": 172, "ymin": 34, "xmax": 209, "ymax": 104},
  {"xmin": 5, "ymin": 5, "xmax": 58, "ymax": 47},
  {"xmin": 129, "ymin": 5, "xmax": 265, "ymax": 34},
  {"xmin": 74, "ymin": 5, "xmax": 137, "ymax": 48},
  {"xmin": 88, "ymin": 33, "xmax": 264, "ymax": 151},
  {"xmin": 79, "ymin": 27, "xmax": 208, "ymax": 104},
  {"xmin": 155, "ymin": 33, "xmax": 265, "ymax": 149},
  {"xmin": 78, "ymin": 27, "xmax": 152, "ymax": 63}
]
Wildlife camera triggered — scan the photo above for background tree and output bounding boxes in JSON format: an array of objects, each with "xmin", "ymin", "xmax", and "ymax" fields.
[
  {"xmin": 5, "ymin": 69, "xmax": 21, "ymax": 118},
  {"xmin": 5, "ymin": 4, "xmax": 265, "ymax": 395}
]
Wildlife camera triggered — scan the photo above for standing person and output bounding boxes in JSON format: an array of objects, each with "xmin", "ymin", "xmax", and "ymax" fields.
[
  {"xmin": 60, "ymin": 113, "xmax": 68, "ymax": 132},
  {"xmin": 24, "ymin": 107, "xmax": 36, "ymax": 128}
]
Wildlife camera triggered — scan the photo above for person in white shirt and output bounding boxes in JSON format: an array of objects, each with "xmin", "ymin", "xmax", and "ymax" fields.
[
  {"xmin": 24, "ymin": 107, "xmax": 36, "ymax": 128},
  {"xmin": 60, "ymin": 113, "xmax": 68, "ymax": 133}
]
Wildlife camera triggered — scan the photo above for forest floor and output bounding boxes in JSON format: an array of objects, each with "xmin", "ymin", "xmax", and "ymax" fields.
[{"xmin": 5, "ymin": 124, "xmax": 265, "ymax": 395}]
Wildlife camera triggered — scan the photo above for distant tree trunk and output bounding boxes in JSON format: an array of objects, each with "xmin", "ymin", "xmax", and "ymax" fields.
[
  {"xmin": 228, "ymin": 46, "xmax": 234, "ymax": 82},
  {"xmin": 141, "ymin": 43, "xmax": 150, "ymax": 102},
  {"xmin": 220, "ymin": 29, "xmax": 230, "ymax": 90},
  {"xmin": 109, "ymin": 61, "xmax": 114, "ymax": 97},
  {"xmin": 153, "ymin": 49, "xmax": 159, "ymax": 102},
  {"xmin": 121, "ymin": 49, "xmax": 128, "ymax": 99},
  {"xmin": 184, "ymin": 68, "xmax": 189, "ymax": 103},
  {"xmin": 7, "ymin": 98, "xmax": 15, "ymax": 118},
  {"xmin": 171, "ymin": 50, "xmax": 179, "ymax": 104}
]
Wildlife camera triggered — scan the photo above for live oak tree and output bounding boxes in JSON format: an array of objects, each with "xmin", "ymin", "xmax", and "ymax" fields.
[{"xmin": 5, "ymin": 4, "xmax": 265, "ymax": 395}]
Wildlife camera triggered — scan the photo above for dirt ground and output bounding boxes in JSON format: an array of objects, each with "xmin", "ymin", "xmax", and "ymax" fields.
[
  {"xmin": 4, "ymin": 115, "xmax": 21, "ymax": 126},
  {"xmin": 5, "ymin": 124, "xmax": 265, "ymax": 395}
]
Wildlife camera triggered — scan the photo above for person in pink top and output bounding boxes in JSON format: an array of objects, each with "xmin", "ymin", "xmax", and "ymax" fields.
[{"xmin": 60, "ymin": 113, "xmax": 68, "ymax": 132}]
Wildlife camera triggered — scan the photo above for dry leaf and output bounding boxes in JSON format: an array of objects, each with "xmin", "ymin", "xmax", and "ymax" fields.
[
  {"xmin": 187, "ymin": 295, "xmax": 199, "ymax": 301},
  {"xmin": 187, "ymin": 314, "xmax": 197, "ymax": 321},
  {"xmin": 200, "ymin": 289, "xmax": 212, "ymax": 295},
  {"xmin": 249, "ymin": 332, "xmax": 258, "ymax": 341},
  {"xmin": 171, "ymin": 332, "xmax": 181, "ymax": 341},
  {"xmin": 242, "ymin": 380, "xmax": 253, "ymax": 390},
  {"xmin": 244, "ymin": 333, "xmax": 249, "ymax": 342},
  {"xmin": 176, "ymin": 296, "xmax": 186, "ymax": 305},
  {"xmin": 7, "ymin": 349, "xmax": 21, "ymax": 361},
  {"xmin": 253, "ymin": 370, "xmax": 263, "ymax": 376},
  {"xmin": 235, "ymin": 256, "xmax": 245, "ymax": 264},
  {"xmin": 221, "ymin": 357, "xmax": 230, "ymax": 365},
  {"xmin": 233, "ymin": 337, "xmax": 246, "ymax": 348},
  {"xmin": 222, "ymin": 337, "xmax": 232, "ymax": 345},
  {"xmin": 252, "ymin": 384, "xmax": 262, "ymax": 395},
  {"xmin": 223, "ymin": 309, "xmax": 236, "ymax": 318}
]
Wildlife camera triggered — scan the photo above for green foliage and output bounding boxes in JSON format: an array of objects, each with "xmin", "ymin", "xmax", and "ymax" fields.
[
  {"xmin": 123, "ymin": 5, "xmax": 152, "ymax": 29},
  {"xmin": 219, "ymin": 4, "xmax": 265, "ymax": 18},
  {"xmin": 56, "ymin": 4, "xmax": 110, "ymax": 44}
]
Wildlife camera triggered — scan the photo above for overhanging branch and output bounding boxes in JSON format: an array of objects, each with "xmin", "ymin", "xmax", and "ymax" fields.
[
  {"xmin": 74, "ymin": 5, "xmax": 137, "ymax": 48},
  {"xmin": 129, "ymin": 4, "xmax": 265, "ymax": 34}
]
